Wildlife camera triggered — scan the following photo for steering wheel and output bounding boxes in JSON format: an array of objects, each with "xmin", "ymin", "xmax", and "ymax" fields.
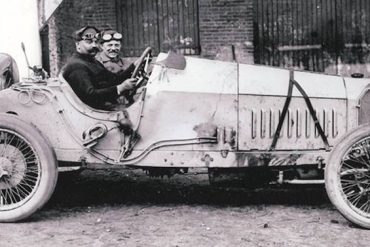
[
  {"xmin": 131, "ymin": 47, "xmax": 152, "ymax": 79},
  {"xmin": 123, "ymin": 47, "xmax": 152, "ymax": 106}
]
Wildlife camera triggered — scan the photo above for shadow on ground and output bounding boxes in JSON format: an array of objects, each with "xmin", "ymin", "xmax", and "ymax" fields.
[{"xmin": 46, "ymin": 168, "xmax": 330, "ymax": 209}]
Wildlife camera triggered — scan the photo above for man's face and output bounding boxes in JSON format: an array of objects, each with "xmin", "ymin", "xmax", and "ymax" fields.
[
  {"xmin": 76, "ymin": 38, "xmax": 99, "ymax": 56},
  {"xmin": 101, "ymin": 40, "xmax": 122, "ymax": 59}
]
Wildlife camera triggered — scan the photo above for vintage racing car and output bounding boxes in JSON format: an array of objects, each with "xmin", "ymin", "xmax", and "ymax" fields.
[{"xmin": 1, "ymin": 48, "xmax": 370, "ymax": 228}]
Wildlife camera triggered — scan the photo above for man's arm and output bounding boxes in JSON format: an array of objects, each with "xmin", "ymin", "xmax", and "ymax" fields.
[
  {"xmin": 117, "ymin": 63, "xmax": 135, "ymax": 81},
  {"xmin": 66, "ymin": 66, "xmax": 118, "ymax": 104}
]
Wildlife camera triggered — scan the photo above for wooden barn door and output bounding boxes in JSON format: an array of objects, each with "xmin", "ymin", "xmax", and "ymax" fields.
[
  {"xmin": 254, "ymin": 0, "xmax": 370, "ymax": 75},
  {"xmin": 116, "ymin": 0, "xmax": 200, "ymax": 57}
]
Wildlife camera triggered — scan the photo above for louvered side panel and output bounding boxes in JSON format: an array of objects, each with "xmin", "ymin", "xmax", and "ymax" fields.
[{"xmin": 239, "ymin": 95, "xmax": 347, "ymax": 150}]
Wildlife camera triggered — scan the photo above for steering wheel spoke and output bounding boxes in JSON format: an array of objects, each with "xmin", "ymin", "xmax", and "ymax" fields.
[{"xmin": 131, "ymin": 47, "xmax": 152, "ymax": 79}]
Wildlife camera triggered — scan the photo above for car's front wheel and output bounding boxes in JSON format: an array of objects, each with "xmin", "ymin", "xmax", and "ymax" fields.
[
  {"xmin": 325, "ymin": 124, "xmax": 370, "ymax": 228},
  {"xmin": 0, "ymin": 114, "xmax": 58, "ymax": 222}
]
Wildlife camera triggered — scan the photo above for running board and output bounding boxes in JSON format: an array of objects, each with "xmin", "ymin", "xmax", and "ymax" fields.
[{"xmin": 58, "ymin": 166, "xmax": 82, "ymax": 173}]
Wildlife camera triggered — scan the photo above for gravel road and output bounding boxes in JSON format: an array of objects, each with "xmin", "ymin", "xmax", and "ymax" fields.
[{"xmin": 1, "ymin": 169, "xmax": 369, "ymax": 247}]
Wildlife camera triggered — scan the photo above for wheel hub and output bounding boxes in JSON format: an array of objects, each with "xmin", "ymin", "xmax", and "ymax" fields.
[
  {"xmin": 0, "ymin": 144, "xmax": 27, "ymax": 189},
  {"xmin": 0, "ymin": 157, "xmax": 12, "ymax": 179}
]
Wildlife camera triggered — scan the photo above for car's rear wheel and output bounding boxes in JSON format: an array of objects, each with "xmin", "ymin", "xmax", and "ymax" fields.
[
  {"xmin": 0, "ymin": 114, "xmax": 58, "ymax": 222},
  {"xmin": 325, "ymin": 124, "xmax": 370, "ymax": 228}
]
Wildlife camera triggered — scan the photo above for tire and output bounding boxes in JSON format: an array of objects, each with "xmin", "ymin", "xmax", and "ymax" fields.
[
  {"xmin": 325, "ymin": 123, "xmax": 370, "ymax": 228},
  {"xmin": 0, "ymin": 114, "xmax": 58, "ymax": 222}
]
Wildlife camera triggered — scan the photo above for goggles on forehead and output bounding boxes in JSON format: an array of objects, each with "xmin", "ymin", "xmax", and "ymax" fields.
[
  {"xmin": 81, "ymin": 33, "xmax": 99, "ymax": 41},
  {"xmin": 101, "ymin": 32, "xmax": 123, "ymax": 41}
]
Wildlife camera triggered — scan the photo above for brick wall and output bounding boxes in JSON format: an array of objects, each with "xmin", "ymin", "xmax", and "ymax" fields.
[
  {"xmin": 43, "ymin": 0, "xmax": 370, "ymax": 78},
  {"xmin": 45, "ymin": 0, "xmax": 255, "ymax": 76},
  {"xmin": 46, "ymin": 0, "xmax": 117, "ymax": 76},
  {"xmin": 198, "ymin": 0, "xmax": 254, "ymax": 63}
]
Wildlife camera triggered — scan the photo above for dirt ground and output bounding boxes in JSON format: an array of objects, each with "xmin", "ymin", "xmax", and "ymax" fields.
[{"xmin": 1, "ymin": 168, "xmax": 369, "ymax": 247}]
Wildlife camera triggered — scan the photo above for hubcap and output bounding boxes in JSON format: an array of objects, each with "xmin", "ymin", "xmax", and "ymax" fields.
[
  {"xmin": 0, "ymin": 145, "xmax": 27, "ymax": 189},
  {"xmin": 0, "ymin": 157, "xmax": 12, "ymax": 179}
]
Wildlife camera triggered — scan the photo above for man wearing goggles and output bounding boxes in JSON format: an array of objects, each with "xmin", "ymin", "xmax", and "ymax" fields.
[
  {"xmin": 96, "ymin": 30, "xmax": 129, "ymax": 74},
  {"xmin": 62, "ymin": 26, "xmax": 137, "ymax": 114},
  {"xmin": 101, "ymin": 32, "xmax": 123, "ymax": 41}
]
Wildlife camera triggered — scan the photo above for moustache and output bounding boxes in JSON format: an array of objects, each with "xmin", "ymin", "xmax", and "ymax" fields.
[{"xmin": 88, "ymin": 47, "xmax": 99, "ymax": 54}]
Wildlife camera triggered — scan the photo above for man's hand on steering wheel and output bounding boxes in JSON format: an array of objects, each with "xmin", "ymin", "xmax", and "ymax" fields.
[
  {"xmin": 117, "ymin": 78, "xmax": 137, "ymax": 94},
  {"xmin": 120, "ymin": 47, "xmax": 152, "ymax": 106}
]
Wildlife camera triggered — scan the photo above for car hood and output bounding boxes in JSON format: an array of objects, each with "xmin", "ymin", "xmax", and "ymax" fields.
[{"xmin": 149, "ymin": 53, "xmax": 370, "ymax": 100}]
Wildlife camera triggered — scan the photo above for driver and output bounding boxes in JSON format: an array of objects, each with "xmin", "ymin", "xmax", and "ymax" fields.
[{"xmin": 62, "ymin": 26, "xmax": 137, "ymax": 111}]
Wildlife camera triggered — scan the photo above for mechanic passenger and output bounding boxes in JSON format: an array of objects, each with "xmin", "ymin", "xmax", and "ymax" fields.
[
  {"xmin": 62, "ymin": 26, "xmax": 137, "ymax": 111},
  {"xmin": 96, "ymin": 30, "xmax": 129, "ymax": 73}
]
